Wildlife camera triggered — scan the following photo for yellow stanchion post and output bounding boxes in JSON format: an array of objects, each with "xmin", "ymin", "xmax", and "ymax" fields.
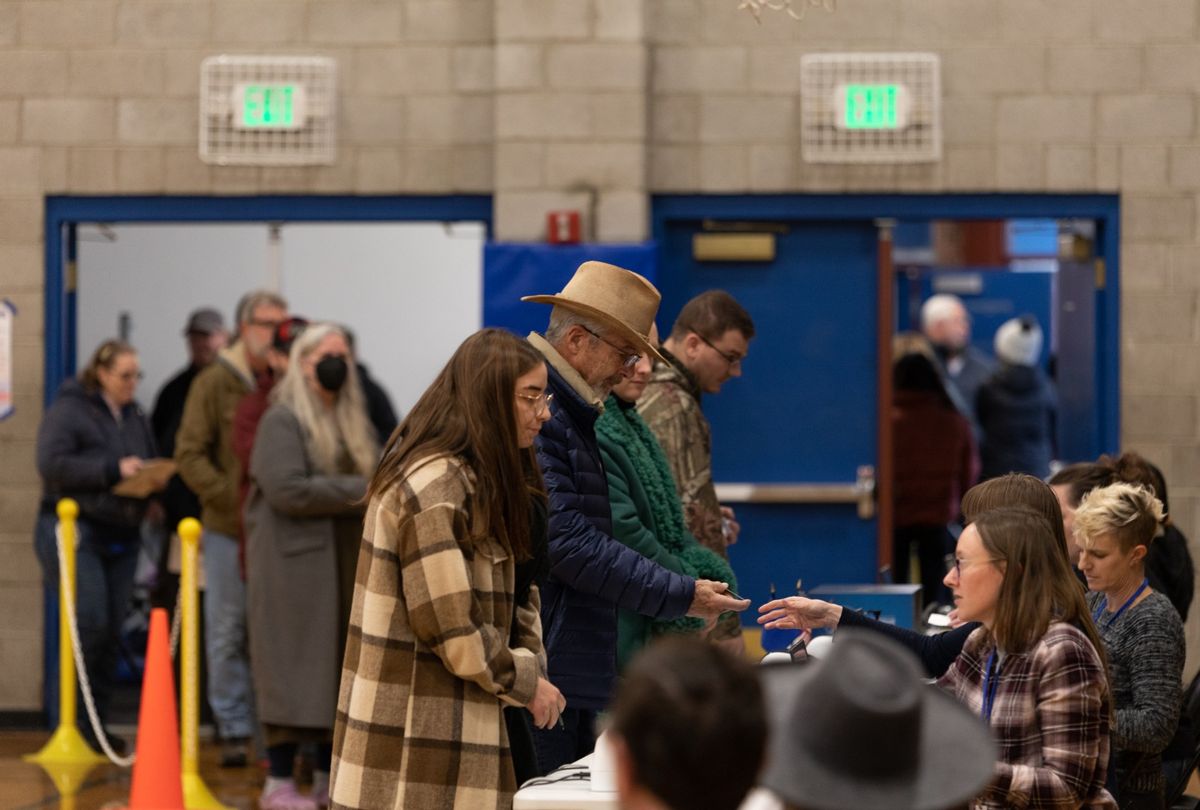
[
  {"xmin": 178, "ymin": 518, "xmax": 230, "ymax": 810},
  {"xmin": 26, "ymin": 498, "xmax": 106, "ymax": 766}
]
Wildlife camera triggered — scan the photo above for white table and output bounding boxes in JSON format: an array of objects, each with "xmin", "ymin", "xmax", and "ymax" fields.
[{"xmin": 513, "ymin": 755, "xmax": 616, "ymax": 810}]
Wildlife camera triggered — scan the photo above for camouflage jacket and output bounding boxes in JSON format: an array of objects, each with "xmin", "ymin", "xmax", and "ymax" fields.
[{"xmin": 636, "ymin": 349, "xmax": 727, "ymax": 559}]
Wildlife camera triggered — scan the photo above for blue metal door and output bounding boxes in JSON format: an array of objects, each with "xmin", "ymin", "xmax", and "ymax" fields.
[{"xmin": 656, "ymin": 219, "xmax": 882, "ymax": 610}]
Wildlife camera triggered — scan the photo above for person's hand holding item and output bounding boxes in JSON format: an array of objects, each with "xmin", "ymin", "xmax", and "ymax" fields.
[
  {"xmin": 527, "ymin": 677, "xmax": 566, "ymax": 730},
  {"xmin": 757, "ymin": 596, "xmax": 843, "ymax": 631},
  {"xmin": 720, "ymin": 505, "xmax": 741, "ymax": 546},
  {"xmin": 687, "ymin": 580, "xmax": 751, "ymax": 618},
  {"xmin": 119, "ymin": 456, "xmax": 144, "ymax": 479}
]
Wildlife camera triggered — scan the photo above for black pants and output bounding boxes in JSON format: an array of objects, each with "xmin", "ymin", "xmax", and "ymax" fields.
[
  {"xmin": 530, "ymin": 708, "xmax": 597, "ymax": 776},
  {"xmin": 893, "ymin": 524, "xmax": 954, "ymax": 608}
]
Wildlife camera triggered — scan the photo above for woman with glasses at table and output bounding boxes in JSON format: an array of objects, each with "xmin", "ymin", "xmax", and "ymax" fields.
[
  {"xmin": 331, "ymin": 328, "xmax": 566, "ymax": 810},
  {"xmin": 934, "ymin": 506, "xmax": 1115, "ymax": 809},
  {"xmin": 1073, "ymin": 483, "xmax": 1184, "ymax": 810},
  {"xmin": 34, "ymin": 338, "xmax": 159, "ymax": 753}
]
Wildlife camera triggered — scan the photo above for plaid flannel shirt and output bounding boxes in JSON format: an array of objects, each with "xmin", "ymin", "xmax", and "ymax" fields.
[{"xmin": 938, "ymin": 623, "xmax": 1117, "ymax": 810}]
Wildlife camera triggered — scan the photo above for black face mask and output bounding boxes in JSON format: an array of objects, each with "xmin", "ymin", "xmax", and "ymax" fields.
[{"xmin": 315, "ymin": 355, "xmax": 349, "ymax": 393}]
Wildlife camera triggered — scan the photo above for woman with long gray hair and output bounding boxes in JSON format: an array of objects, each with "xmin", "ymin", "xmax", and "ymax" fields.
[{"xmin": 244, "ymin": 322, "xmax": 379, "ymax": 810}]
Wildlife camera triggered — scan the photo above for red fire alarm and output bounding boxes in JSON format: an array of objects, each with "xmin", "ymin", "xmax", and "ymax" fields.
[{"xmin": 546, "ymin": 210, "xmax": 582, "ymax": 244}]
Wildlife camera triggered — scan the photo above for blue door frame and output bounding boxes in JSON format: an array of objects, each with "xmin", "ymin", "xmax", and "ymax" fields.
[
  {"xmin": 40, "ymin": 194, "xmax": 490, "ymax": 723},
  {"xmin": 652, "ymin": 193, "xmax": 1121, "ymax": 455},
  {"xmin": 44, "ymin": 195, "xmax": 493, "ymax": 398}
]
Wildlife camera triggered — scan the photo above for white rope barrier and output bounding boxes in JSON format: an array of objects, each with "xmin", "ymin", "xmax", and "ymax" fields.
[{"xmin": 54, "ymin": 524, "xmax": 136, "ymax": 768}]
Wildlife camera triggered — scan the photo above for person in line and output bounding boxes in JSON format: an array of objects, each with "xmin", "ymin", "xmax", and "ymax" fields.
[
  {"xmin": 920, "ymin": 293, "xmax": 993, "ymax": 435},
  {"xmin": 637, "ymin": 290, "xmax": 755, "ymax": 651},
  {"xmin": 521, "ymin": 262, "xmax": 749, "ymax": 773},
  {"xmin": 977, "ymin": 315, "xmax": 1056, "ymax": 480},
  {"xmin": 331, "ymin": 329, "xmax": 564, "ymax": 810},
  {"xmin": 891, "ymin": 334, "xmax": 978, "ymax": 607},
  {"xmin": 175, "ymin": 289, "xmax": 288, "ymax": 766},
  {"xmin": 35, "ymin": 338, "xmax": 159, "ymax": 754},
  {"xmin": 1074, "ymin": 483, "xmax": 1185, "ymax": 809},
  {"xmin": 151, "ymin": 307, "xmax": 228, "ymax": 546},
  {"xmin": 245, "ymin": 323, "xmax": 379, "ymax": 810},
  {"xmin": 149, "ymin": 308, "xmax": 227, "ymax": 725},
  {"xmin": 759, "ymin": 472, "xmax": 1070, "ymax": 679},
  {"xmin": 596, "ymin": 324, "xmax": 738, "ymax": 670},
  {"xmin": 755, "ymin": 632, "xmax": 996, "ymax": 810},
  {"xmin": 608, "ymin": 636, "xmax": 767, "ymax": 810},
  {"xmin": 342, "ymin": 326, "xmax": 400, "ymax": 444}
]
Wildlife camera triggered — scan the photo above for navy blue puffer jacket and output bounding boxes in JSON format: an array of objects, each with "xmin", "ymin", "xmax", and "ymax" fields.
[{"xmin": 535, "ymin": 360, "xmax": 695, "ymax": 709}]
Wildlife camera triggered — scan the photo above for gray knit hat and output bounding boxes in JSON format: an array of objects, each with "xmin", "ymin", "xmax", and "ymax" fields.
[{"xmin": 994, "ymin": 315, "xmax": 1043, "ymax": 366}]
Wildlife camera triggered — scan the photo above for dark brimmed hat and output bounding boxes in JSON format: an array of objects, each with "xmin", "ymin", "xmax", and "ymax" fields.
[
  {"xmin": 522, "ymin": 261, "xmax": 666, "ymax": 364},
  {"xmin": 760, "ymin": 631, "xmax": 995, "ymax": 810},
  {"xmin": 183, "ymin": 308, "xmax": 224, "ymax": 336}
]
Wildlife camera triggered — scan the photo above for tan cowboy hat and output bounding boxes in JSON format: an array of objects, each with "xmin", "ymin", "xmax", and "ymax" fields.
[{"xmin": 522, "ymin": 261, "xmax": 666, "ymax": 363}]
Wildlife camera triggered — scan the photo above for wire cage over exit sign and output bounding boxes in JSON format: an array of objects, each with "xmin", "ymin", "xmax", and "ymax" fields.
[
  {"xmin": 200, "ymin": 55, "xmax": 337, "ymax": 166},
  {"xmin": 800, "ymin": 53, "xmax": 941, "ymax": 164}
]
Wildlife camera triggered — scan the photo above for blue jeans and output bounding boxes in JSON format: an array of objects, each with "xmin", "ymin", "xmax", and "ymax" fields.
[
  {"xmin": 35, "ymin": 511, "xmax": 139, "ymax": 728},
  {"xmin": 202, "ymin": 529, "xmax": 256, "ymax": 740}
]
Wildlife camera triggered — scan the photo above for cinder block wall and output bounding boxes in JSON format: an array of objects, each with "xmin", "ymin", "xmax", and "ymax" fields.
[{"xmin": 4, "ymin": 0, "xmax": 1200, "ymax": 709}]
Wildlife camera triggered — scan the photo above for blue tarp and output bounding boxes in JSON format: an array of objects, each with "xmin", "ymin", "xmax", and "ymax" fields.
[{"xmin": 482, "ymin": 242, "xmax": 657, "ymax": 336}]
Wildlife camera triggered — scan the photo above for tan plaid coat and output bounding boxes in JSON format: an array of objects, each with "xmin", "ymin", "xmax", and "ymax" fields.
[{"xmin": 330, "ymin": 454, "xmax": 545, "ymax": 810}]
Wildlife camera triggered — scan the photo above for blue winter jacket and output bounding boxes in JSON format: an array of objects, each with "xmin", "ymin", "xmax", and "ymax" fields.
[{"xmin": 535, "ymin": 360, "xmax": 695, "ymax": 709}]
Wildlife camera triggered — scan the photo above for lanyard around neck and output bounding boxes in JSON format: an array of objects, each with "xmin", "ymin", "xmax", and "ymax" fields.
[
  {"xmin": 980, "ymin": 650, "xmax": 1000, "ymax": 723},
  {"xmin": 1092, "ymin": 578, "xmax": 1149, "ymax": 628}
]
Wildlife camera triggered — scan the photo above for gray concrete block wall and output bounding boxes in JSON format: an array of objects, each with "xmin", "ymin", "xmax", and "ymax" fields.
[{"xmin": 3, "ymin": 0, "xmax": 1200, "ymax": 705}]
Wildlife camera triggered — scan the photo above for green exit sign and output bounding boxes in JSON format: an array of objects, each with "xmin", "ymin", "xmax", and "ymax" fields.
[
  {"xmin": 838, "ymin": 84, "xmax": 909, "ymax": 130},
  {"xmin": 234, "ymin": 83, "xmax": 308, "ymax": 130}
]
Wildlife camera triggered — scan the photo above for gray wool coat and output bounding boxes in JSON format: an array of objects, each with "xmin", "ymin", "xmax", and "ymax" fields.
[{"xmin": 244, "ymin": 403, "xmax": 367, "ymax": 729}]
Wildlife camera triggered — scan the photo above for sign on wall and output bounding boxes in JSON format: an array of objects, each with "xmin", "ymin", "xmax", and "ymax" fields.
[
  {"xmin": 199, "ymin": 55, "xmax": 337, "ymax": 166},
  {"xmin": 800, "ymin": 53, "xmax": 941, "ymax": 164}
]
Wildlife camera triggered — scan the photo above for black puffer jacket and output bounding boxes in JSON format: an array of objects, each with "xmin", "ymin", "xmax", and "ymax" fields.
[
  {"xmin": 37, "ymin": 379, "xmax": 157, "ymax": 529},
  {"xmin": 535, "ymin": 360, "xmax": 694, "ymax": 710},
  {"xmin": 976, "ymin": 363, "xmax": 1056, "ymax": 480}
]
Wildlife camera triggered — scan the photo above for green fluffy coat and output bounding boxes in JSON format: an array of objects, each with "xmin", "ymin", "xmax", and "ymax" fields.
[{"xmin": 597, "ymin": 396, "xmax": 737, "ymax": 669}]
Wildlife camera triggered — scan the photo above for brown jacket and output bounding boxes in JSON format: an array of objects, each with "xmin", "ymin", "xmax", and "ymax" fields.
[
  {"xmin": 637, "ymin": 350, "xmax": 727, "ymax": 558},
  {"xmin": 173, "ymin": 343, "xmax": 256, "ymax": 538},
  {"xmin": 331, "ymin": 454, "xmax": 544, "ymax": 810}
]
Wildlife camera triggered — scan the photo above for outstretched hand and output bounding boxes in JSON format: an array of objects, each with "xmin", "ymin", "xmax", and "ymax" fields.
[{"xmin": 757, "ymin": 596, "xmax": 842, "ymax": 631}]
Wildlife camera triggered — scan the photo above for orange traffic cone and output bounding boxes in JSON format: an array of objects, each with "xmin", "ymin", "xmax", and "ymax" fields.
[{"xmin": 124, "ymin": 608, "xmax": 184, "ymax": 810}]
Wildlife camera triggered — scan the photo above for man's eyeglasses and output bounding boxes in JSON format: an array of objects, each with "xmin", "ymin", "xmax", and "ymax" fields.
[
  {"xmin": 516, "ymin": 391, "xmax": 554, "ymax": 416},
  {"xmin": 697, "ymin": 333, "xmax": 744, "ymax": 367},
  {"xmin": 582, "ymin": 326, "xmax": 641, "ymax": 370},
  {"xmin": 249, "ymin": 318, "xmax": 284, "ymax": 330}
]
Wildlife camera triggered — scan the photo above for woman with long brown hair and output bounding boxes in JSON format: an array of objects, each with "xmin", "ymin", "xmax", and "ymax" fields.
[
  {"xmin": 936, "ymin": 506, "xmax": 1114, "ymax": 807},
  {"xmin": 331, "ymin": 328, "xmax": 565, "ymax": 810}
]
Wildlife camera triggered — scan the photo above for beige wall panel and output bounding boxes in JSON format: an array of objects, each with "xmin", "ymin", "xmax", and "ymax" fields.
[
  {"xmin": 495, "ymin": 0, "xmax": 591, "ymax": 41},
  {"xmin": 0, "ymin": 51, "xmax": 68, "ymax": 96},
  {"xmin": 1093, "ymin": 0, "xmax": 1196, "ymax": 42},
  {"xmin": 20, "ymin": 0, "xmax": 116, "ymax": 47},
  {"xmin": 1044, "ymin": 145, "xmax": 1094, "ymax": 191},
  {"xmin": 406, "ymin": 0, "xmax": 494, "ymax": 44},
  {"xmin": 212, "ymin": 1, "xmax": 307, "ymax": 45},
  {"xmin": 0, "ymin": 147, "xmax": 41, "ymax": 195},
  {"xmin": 116, "ymin": 1, "xmax": 212, "ymax": 46}
]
